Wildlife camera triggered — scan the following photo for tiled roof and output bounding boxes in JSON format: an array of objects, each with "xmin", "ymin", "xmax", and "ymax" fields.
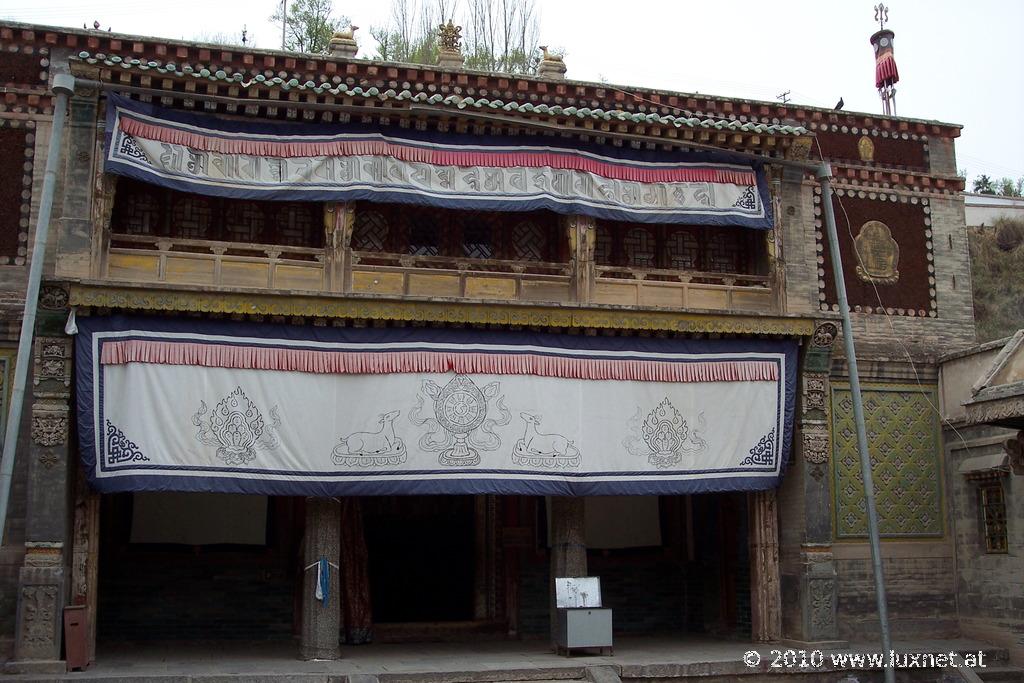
[{"xmin": 74, "ymin": 50, "xmax": 808, "ymax": 136}]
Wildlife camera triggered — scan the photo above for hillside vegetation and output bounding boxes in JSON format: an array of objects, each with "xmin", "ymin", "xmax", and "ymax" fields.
[{"xmin": 969, "ymin": 217, "xmax": 1024, "ymax": 342}]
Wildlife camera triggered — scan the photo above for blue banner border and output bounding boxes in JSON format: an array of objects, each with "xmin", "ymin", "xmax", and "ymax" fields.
[
  {"xmin": 102, "ymin": 94, "xmax": 774, "ymax": 229},
  {"xmin": 76, "ymin": 314, "xmax": 797, "ymax": 496}
]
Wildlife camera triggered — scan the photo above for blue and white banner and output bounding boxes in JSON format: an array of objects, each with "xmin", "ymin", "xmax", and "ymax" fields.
[
  {"xmin": 103, "ymin": 94, "xmax": 773, "ymax": 228},
  {"xmin": 76, "ymin": 315, "xmax": 796, "ymax": 496}
]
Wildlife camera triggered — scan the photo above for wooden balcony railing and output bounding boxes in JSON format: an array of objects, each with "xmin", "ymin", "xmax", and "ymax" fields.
[
  {"xmin": 103, "ymin": 236, "xmax": 778, "ymax": 313},
  {"xmin": 592, "ymin": 265, "xmax": 774, "ymax": 312},
  {"xmin": 349, "ymin": 251, "xmax": 572, "ymax": 302},
  {"xmin": 106, "ymin": 234, "xmax": 326, "ymax": 291}
]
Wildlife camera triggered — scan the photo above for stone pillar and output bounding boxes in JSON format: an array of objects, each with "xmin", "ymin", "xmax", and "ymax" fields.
[
  {"xmin": 300, "ymin": 498, "xmax": 341, "ymax": 661},
  {"xmin": 549, "ymin": 496, "xmax": 586, "ymax": 646},
  {"xmin": 57, "ymin": 82, "xmax": 100, "ymax": 280},
  {"xmin": 9, "ymin": 311, "xmax": 74, "ymax": 674},
  {"xmin": 749, "ymin": 489, "xmax": 782, "ymax": 642},
  {"xmin": 779, "ymin": 322, "xmax": 841, "ymax": 644}
]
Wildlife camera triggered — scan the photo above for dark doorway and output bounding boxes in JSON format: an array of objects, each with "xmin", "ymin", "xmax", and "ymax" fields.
[
  {"xmin": 363, "ymin": 495, "xmax": 475, "ymax": 623},
  {"xmin": 96, "ymin": 492, "xmax": 303, "ymax": 643}
]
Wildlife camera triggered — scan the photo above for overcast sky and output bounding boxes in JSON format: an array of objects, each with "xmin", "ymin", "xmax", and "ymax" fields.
[{"xmin": 1, "ymin": 0, "xmax": 1021, "ymax": 185}]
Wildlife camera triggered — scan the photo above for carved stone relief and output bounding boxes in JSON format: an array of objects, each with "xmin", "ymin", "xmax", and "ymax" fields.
[
  {"xmin": 14, "ymin": 566, "xmax": 64, "ymax": 662},
  {"xmin": 808, "ymin": 578, "xmax": 837, "ymax": 631},
  {"xmin": 31, "ymin": 404, "xmax": 69, "ymax": 447},
  {"xmin": 802, "ymin": 427, "xmax": 830, "ymax": 465},
  {"xmin": 812, "ymin": 322, "xmax": 839, "ymax": 348},
  {"xmin": 803, "ymin": 374, "xmax": 828, "ymax": 414},
  {"xmin": 34, "ymin": 337, "xmax": 71, "ymax": 389},
  {"xmin": 854, "ymin": 220, "xmax": 900, "ymax": 284},
  {"xmin": 38, "ymin": 285, "xmax": 69, "ymax": 310}
]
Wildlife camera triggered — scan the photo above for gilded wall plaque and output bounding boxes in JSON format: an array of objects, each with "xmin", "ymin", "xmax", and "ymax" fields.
[
  {"xmin": 853, "ymin": 220, "xmax": 899, "ymax": 284},
  {"xmin": 857, "ymin": 136, "xmax": 875, "ymax": 162}
]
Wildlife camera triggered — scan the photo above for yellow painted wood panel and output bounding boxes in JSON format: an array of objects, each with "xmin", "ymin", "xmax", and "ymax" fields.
[
  {"xmin": 275, "ymin": 264, "xmax": 325, "ymax": 291},
  {"xmin": 731, "ymin": 289, "xmax": 774, "ymax": 312},
  {"xmin": 519, "ymin": 280, "xmax": 572, "ymax": 303},
  {"xmin": 686, "ymin": 286, "xmax": 730, "ymax": 311},
  {"xmin": 164, "ymin": 256, "xmax": 216, "ymax": 285},
  {"xmin": 592, "ymin": 281, "xmax": 638, "ymax": 306},
  {"xmin": 220, "ymin": 261, "xmax": 270, "ymax": 288},
  {"xmin": 107, "ymin": 253, "xmax": 160, "ymax": 281},
  {"xmin": 638, "ymin": 284, "xmax": 685, "ymax": 309},
  {"xmin": 352, "ymin": 270, "xmax": 405, "ymax": 295},
  {"xmin": 408, "ymin": 273, "xmax": 461, "ymax": 297},
  {"xmin": 464, "ymin": 277, "xmax": 516, "ymax": 300}
]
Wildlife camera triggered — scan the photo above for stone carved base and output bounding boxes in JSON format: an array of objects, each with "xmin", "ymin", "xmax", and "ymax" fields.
[
  {"xmin": 799, "ymin": 546, "xmax": 839, "ymax": 642},
  {"xmin": 12, "ymin": 566, "xmax": 64, "ymax": 664}
]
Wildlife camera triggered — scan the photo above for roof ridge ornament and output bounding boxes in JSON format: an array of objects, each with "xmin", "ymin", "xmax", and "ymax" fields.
[
  {"xmin": 437, "ymin": 20, "xmax": 465, "ymax": 68},
  {"xmin": 874, "ymin": 3, "xmax": 888, "ymax": 31},
  {"xmin": 537, "ymin": 45, "xmax": 566, "ymax": 80},
  {"xmin": 329, "ymin": 24, "xmax": 359, "ymax": 59}
]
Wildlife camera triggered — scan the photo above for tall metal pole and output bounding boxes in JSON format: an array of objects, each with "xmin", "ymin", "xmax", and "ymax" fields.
[
  {"xmin": 0, "ymin": 72, "xmax": 76, "ymax": 544},
  {"xmin": 818, "ymin": 164, "xmax": 895, "ymax": 683},
  {"xmin": 281, "ymin": 0, "xmax": 287, "ymax": 50}
]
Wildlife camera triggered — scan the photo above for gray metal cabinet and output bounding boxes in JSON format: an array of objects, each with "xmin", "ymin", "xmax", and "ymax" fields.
[{"xmin": 554, "ymin": 608, "xmax": 613, "ymax": 655}]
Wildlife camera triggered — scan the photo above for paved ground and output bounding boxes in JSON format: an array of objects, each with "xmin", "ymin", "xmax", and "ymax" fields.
[{"xmin": 2, "ymin": 635, "xmax": 1007, "ymax": 681}]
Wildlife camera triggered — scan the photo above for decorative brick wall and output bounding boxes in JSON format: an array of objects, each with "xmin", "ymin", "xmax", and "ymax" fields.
[
  {"xmin": 817, "ymin": 191, "xmax": 935, "ymax": 317},
  {"xmin": 0, "ymin": 124, "xmax": 33, "ymax": 264},
  {"xmin": 831, "ymin": 383, "xmax": 943, "ymax": 538}
]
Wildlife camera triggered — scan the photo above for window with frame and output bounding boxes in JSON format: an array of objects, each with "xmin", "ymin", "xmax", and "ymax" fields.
[
  {"xmin": 594, "ymin": 220, "xmax": 763, "ymax": 275},
  {"xmin": 350, "ymin": 202, "xmax": 563, "ymax": 265},
  {"xmin": 110, "ymin": 177, "xmax": 323, "ymax": 248},
  {"xmin": 980, "ymin": 483, "xmax": 1008, "ymax": 554}
]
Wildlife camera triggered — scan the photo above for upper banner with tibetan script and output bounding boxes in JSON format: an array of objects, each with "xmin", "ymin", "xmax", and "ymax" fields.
[
  {"xmin": 103, "ymin": 94, "xmax": 773, "ymax": 228},
  {"xmin": 76, "ymin": 316, "xmax": 796, "ymax": 497}
]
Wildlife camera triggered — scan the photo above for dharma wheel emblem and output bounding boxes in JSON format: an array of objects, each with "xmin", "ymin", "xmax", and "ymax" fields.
[
  {"xmin": 854, "ymin": 220, "xmax": 900, "ymax": 284},
  {"xmin": 428, "ymin": 375, "xmax": 489, "ymax": 466}
]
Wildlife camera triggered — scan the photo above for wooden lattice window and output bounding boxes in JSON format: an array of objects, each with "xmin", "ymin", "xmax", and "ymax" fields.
[
  {"xmin": 351, "ymin": 201, "xmax": 562, "ymax": 263},
  {"xmin": 594, "ymin": 226, "xmax": 613, "ymax": 264},
  {"xmin": 594, "ymin": 220, "xmax": 760, "ymax": 275},
  {"xmin": 171, "ymin": 195, "xmax": 213, "ymax": 239},
  {"xmin": 511, "ymin": 221, "xmax": 547, "ymax": 261},
  {"xmin": 109, "ymin": 177, "xmax": 324, "ymax": 248},
  {"xmin": 352, "ymin": 210, "xmax": 389, "ymax": 252},
  {"xmin": 705, "ymin": 232, "xmax": 745, "ymax": 273},
  {"xmin": 272, "ymin": 204, "xmax": 319, "ymax": 247},
  {"xmin": 459, "ymin": 213, "xmax": 496, "ymax": 259},
  {"xmin": 665, "ymin": 229, "xmax": 699, "ymax": 270},
  {"xmin": 114, "ymin": 182, "xmax": 163, "ymax": 235},
  {"xmin": 223, "ymin": 202, "xmax": 265, "ymax": 243},
  {"xmin": 409, "ymin": 216, "xmax": 441, "ymax": 256},
  {"xmin": 980, "ymin": 484, "xmax": 1008, "ymax": 553},
  {"xmin": 623, "ymin": 228, "xmax": 656, "ymax": 268}
]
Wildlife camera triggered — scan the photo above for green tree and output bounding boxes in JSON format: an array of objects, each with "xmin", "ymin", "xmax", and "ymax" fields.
[
  {"xmin": 995, "ymin": 176, "xmax": 1024, "ymax": 198},
  {"xmin": 370, "ymin": 0, "xmax": 444, "ymax": 64},
  {"xmin": 973, "ymin": 174, "xmax": 996, "ymax": 194},
  {"xmin": 270, "ymin": 0, "xmax": 348, "ymax": 54},
  {"xmin": 371, "ymin": 0, "xmax": 539, "ymax": 74}
]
